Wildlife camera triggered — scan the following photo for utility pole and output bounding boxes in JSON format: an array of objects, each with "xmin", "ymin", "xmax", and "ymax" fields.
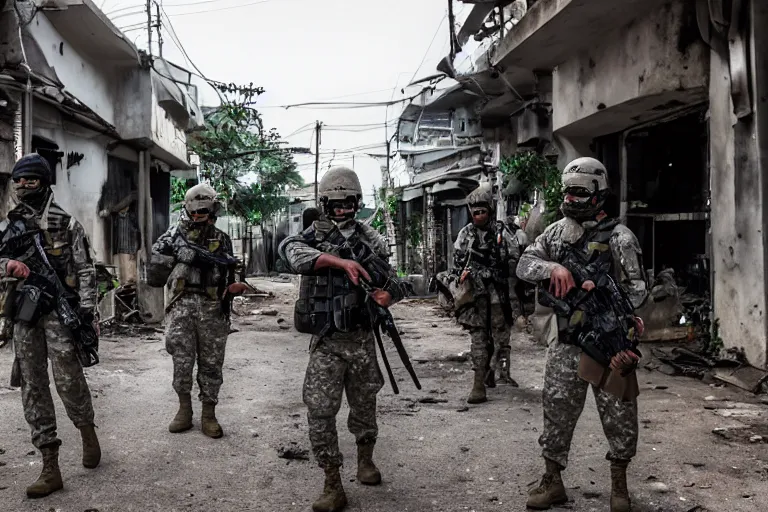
[
  {"xmin": 146, "ymin": 0, "xmax": 153, "ymax": 56},
  {"xmin": 314, "ymin": 121, "xmax": 322, "ymax": 205},
  {"xmin": 155, "ymin": 3, "xmax": 163, "ymax": 57},
  {"xmin": 448, "ymin": 0, "xmax": 457, "ymax": 58}
]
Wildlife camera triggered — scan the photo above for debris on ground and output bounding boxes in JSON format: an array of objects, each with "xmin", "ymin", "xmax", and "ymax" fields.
[
  {"xmin": 714, "ymin": 366, "xmax": 768, "ymax": 394},
  {"xmin": 444, "ymin": 352, "xmax": 470, "ymax": 363},
  {"xmin": 277, "ymin": 444, "xmax": 310, "ymax": 461},
  {"xmin": 251, "ymin": 308, "xmax": 279, "ymax": 316},
  {"xmin": 417, "ymin": 397, "xmax": 448, "ymax": 404},
  {"xmin": 649, "ymin": 345, "xmax": 741, "ymax": 380}
]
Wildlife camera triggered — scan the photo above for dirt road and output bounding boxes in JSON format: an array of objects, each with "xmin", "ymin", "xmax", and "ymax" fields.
[{"xmin": 0, "ymin": 278, "xmax": 766, "ymax": 512}]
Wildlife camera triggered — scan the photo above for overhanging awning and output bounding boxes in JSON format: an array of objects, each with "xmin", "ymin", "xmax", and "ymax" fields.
[
  {"xmin": 401, "ymin": 187, "xmax": 424, "ymax": 202},
  {"xmin": 402, "ymin": 169, "xmax": 484, "ymax": 202},
  {"xmin": 36, "ymin": 0, "xmax": 141, "ymax": 67}
]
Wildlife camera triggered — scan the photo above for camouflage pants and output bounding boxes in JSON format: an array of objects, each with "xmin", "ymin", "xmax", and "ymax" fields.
[
  {"xmin": 303, "ymin": 330, "xmax": 385, "ymax": 469},
  {"xmin": 165, "ymin": 294, "xmax": 230, "ymax": 404},
  {"xmin": 465, "ymin": 305, "xmax": 511, "ymax": 372},
  {"xmin": 539, "ymin": 342, "xmax": 638, "ymax": 468},
  {"xmin": 13, "ymin": 313, "xmax": 95, "ymax": 449}
]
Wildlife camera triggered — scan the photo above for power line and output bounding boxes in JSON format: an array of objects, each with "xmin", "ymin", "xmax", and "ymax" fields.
[
  {"xmin": 283, "ymin": 122, "xmax": 315, "ymax": 138},
  {"xmin": 255, "ymin": 91, "xmax": 427, "ymax": 110},
  {"xmin": 166, "ymin": 0, "xmax": 288, "ymax": 17},
  {"xmin": 107, "ymin": 0, "xmax": 281, "ymax": 16},
  {"xmin": 407, "ymin": 12, "xmax": 448, "ymax": 88}
]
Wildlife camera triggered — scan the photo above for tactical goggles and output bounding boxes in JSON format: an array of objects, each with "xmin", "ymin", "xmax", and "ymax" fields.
[
  {"xmin": 328, "ymin": 200, "xmax": 356, "ymax": 211},
  {"xmin": 471, "ymin": 208, "xmax": 489, "ymax": 216},
  {"xmin": 189, "ymin": 208, "xmax": 211, "ymax": 215},
  {"xmin": 12, "ymin": 177, "xmax": 41, "ymax": 188},
  {"xmin": 564, "ymin": 186, "xmax": 593, "ymax": 198}
]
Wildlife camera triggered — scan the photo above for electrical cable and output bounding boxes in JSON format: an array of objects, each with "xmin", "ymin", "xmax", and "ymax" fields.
[
  {"xmin": 407, "ymin": 12, "xmax": 448, "ymax": 89},
  {"xmin": 165, "ymin": 0, "xmax": 287, "ymax": 17}
]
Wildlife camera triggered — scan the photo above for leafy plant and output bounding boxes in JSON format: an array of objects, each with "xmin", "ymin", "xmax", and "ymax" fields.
[
  {"xmin": 706, "ymin": 318, "xmax": 724, "ymax": 356},
  {"xmin": 171, "ymin": 177, "xmax": 195, "ymax": 209},
  {"xmin": 186, "ymin": 84, "xmax": 303, "ymax": 224},
  {"xmin": 370, "ymin": 208, "xmax": 385, "ymax": 234},
  {"xmin": 500, "ymin": 151, "xmax": 562, "ymax": 225},
  {"xmin": 407, "ymin": 212, "xmax": 423, "ymax": 249}
]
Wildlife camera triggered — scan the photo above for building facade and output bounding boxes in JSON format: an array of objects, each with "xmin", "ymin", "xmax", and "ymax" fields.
[
  {"xmin": 0, "ymin": 0, "xmax": 203, "ymax": 322},
  {"xmin": 398, "ymin": 0, "xmax": 767, "ymax": 367}
]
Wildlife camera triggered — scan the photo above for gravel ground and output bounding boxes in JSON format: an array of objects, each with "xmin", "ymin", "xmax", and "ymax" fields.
[{"xmin": 0, "ymin": 278, "xmax": 766, "ymax": 512}]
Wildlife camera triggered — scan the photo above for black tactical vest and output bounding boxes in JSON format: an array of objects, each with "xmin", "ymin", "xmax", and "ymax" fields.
[{"xmin": 293, "ymin": 227, "xmax": 367, "ymax": 337}]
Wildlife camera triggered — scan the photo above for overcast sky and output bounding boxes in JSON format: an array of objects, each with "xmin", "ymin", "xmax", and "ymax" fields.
[{"xmin": 102, "ymin": 0, "xmax": 467, "ymax": 206}]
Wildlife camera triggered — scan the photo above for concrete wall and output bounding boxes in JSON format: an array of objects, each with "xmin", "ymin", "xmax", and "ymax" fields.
[
  {"xmin": 33, "ymin": 101, "xmax": 112, "ymax": 264},
  {"xmin": 113, "ymin": 67, "xmax": 151, "ymax": 141},
  {"xmin": 552, "ymin": 0, "xmax": 707, "ymax": 136},
  {"xmin": 708, "ymin": 1, "xmax": 768, "ymax": 368},
  {"xmin": 150, "ymin": 88, "xmax": 189, "ymax": 166},
  {"xmin": 28, "ymin": 13, "xmax": 116, "ymax": 126}
]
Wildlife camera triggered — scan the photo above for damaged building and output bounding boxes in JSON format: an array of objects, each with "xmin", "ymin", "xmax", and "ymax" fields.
[
  {"xmin": 0, "ymin": 0, "xmax": 203, "ymax": 322},
  {"xmin": 396, "ymin": 0, "xmax": 767, "ymax": 368}
]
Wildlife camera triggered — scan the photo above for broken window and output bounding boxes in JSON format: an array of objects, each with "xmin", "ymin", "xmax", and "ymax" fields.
[{"xmin": 32, "ymin": 135, "xmax": 62, "ymax": 185}]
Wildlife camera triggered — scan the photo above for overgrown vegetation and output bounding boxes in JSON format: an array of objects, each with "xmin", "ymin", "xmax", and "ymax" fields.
[
  {"xmin": 370, "ymin": 187, "xmax": 398, "ymax": 234},
  {"xmin": 499, "ymin": 151, "xmax": 562, "ymax": 225},
  {"xmin": 177, "ymin": 83, "xmax": 303, "ymax": 224},
  {"xmin": 407, "ymin": 212, "xmax": 423, "ymax": 249},
  {"xmin": 706, "ymin": 318, "xmax": 724, "ymax": 356}
]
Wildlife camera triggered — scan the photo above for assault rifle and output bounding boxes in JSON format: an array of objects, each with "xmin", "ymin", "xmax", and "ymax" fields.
[
  {"xmin": 538, "ymin": 245, "xmax": 640, "ymax": 370},
  {"xmin": 172, "ymin": 230, "xmax": 252, "ymax": 315},
  {"xmin": 0, "ymin": 222, "xmax": 99, "ymax": 367},
  {"xmin": 326, "ymin": 226, "xmax": 421, "ymax": 394}
]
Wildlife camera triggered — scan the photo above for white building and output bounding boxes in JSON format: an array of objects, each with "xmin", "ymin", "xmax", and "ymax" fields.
[{"xmin": 0, "ymin": 0, "xmax": 203, "ymax": 321}]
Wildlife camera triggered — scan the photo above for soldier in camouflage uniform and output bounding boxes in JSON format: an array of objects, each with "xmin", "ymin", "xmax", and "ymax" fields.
[
  {"xmin": 516, "ymin": 157, "xmax": 648, "ymax": 512},
  {"xmin": 452, "ymin": 182, "xmax": 521, "ymax": 404},
  {"xmin": 0, "ymin": 154, "xmax": 100, "ymax": 498},
  {"xmin": 279, "ymin": 167, "xmax": 408, "ymax": 512},
  {"xmin": 149, "ymin": 184, "xmax": 248, "ymax": 439}
]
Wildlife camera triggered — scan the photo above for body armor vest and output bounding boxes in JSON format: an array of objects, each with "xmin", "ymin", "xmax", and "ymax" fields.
[
  {"xmin": 554, "ymin": 217, "xmax": 620, "ymax": 338},
  {"xmin": 294, "ymin": 227, "xmax": 367, "ymax": 337},
  {"xmin": 169, "ymin": 225, "xmax": 229, "ymax": 301}
]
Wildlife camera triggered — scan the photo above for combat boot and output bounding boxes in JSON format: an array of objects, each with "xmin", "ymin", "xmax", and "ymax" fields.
[
  {"xmin": 312, "ymin": 466, "xmax": 347, "ymax": 512},
  {"xmin": 484, "ymin": 367, "xmax": 497, "ymax": 388},
  {"xmin": 526, "ymin": 458, "xmax": 568, "ymax": 509},
  {"xmin": 467, "ymin": 370, "xmax": 487, "ymax": 404},
  {"xmin": 26, "ymin": 446, "xmax": 63, "ymax": 499},
  {"xmin": 610, "ymin": 460, "xmax": 631, "ymax": 512},
  {"xmin": 497, "ymin": 348, "xmax": 520, "ymax": 387},
  {"xmin": 168, "ymin": 393, "xmax": 193, "ymax": 433},
  {"xmin": 356, "ymin": 441, "xmax": 382, "ymax": 485},
  {"xmin": 201, "ymin": 402, "xmax": 223, "ymax": 438},
  {"xmin": 79, "ymin": 424, "xmax": 101, "ymax": 468}
]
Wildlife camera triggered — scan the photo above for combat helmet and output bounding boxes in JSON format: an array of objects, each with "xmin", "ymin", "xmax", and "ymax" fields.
[
  {"xmin": 560, "ymin": 157, "xmax": 610, "ymax": 220},
  {"xmin": 466, "ymin": 182, "xmax": 494, "ymax": 210},
  {"xmin": 318, "ymin": 166, "xmax": 362, "ymax": 204},
  {"xmin": 184, "ymin": 183, "xmax": 221, "ymax": 218},
  {"xmin": 318, "ymin": 166, "xmax": 363, "ymax": 222}
]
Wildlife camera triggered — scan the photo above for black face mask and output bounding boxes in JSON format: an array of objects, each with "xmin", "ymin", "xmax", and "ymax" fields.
[
  {"xmin": 560, "ymin": 187, "xmax": 609, "ymax": 221},
  {"xmin": 15, "ymin": 184, "xmax": 50, "ymax": 210},
  {"xmin": 324, "ymin": 199, "xmax": 357, "ymax": 222}
]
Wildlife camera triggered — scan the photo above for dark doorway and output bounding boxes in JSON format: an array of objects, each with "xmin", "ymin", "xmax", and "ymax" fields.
[{"xmin": 623, "ymin": 108, "xmax": 709, "ymax": 292}]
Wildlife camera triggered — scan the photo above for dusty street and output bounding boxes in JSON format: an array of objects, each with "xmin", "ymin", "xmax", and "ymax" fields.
[{"xmin": 0, "ymin": 278, "xmax": 766, "ymax": 512}]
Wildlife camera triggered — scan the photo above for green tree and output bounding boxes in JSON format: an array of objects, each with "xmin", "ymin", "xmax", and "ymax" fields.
[
  {"xmin": 500, "ymin": 151, "xmax": 562, "ymax": 225},
  {"xmin": 181, "ymin": 83, "xmax": 303, "ymax": 224}
]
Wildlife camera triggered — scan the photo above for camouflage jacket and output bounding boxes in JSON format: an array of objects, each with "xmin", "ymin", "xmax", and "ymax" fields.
[
  {"xmin": 151, "ymin": 214, "xmax": 235, "ymax": 304},
  {"xmin": 452, "ymin": 222, "xmax": 521, "ymax": 305},
  {"xmin": 279, "ymin": 217, "xmax": 407, "ymax": 304},
  {"xmin": 516, "ymin": 216, "xmax": 648, "ymax": 310},
  {"xmin": 0, "ymin": 197, "xmax": 97, "ymax": 314}
]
